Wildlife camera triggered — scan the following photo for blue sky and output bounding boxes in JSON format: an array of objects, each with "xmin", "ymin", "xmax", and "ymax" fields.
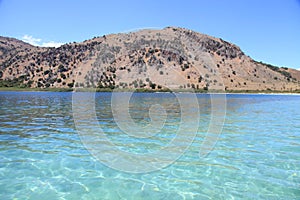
[{"xmin": 0, "ymin": 0, "xmax": 299, "ymax": 69}]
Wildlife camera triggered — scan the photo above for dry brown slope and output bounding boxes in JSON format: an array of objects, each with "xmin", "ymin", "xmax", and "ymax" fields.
[{"xmin": 0, "ymin": 27, "xmax": 299, "ymax": 91}]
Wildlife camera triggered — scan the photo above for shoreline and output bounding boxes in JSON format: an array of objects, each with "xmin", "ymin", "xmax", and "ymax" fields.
[{"xmin": 0, "ymin": 87, "xmax": 300, "ymax": 95}]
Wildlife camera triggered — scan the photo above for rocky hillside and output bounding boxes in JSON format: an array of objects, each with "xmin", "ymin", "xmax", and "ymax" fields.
[{"xmin": 1, "ymin": 27, "xmax": 299, "ymax": 91}]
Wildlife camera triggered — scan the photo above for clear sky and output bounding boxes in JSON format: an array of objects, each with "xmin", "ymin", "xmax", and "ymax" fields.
[{"xmin": 0, "ymin": 0, "xmax": 299, "ymax": 69}]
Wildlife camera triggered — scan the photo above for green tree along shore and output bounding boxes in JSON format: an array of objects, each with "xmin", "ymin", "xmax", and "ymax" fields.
[{"xmin": 1, "ymin": 71, "xmax": 300, "ymax": 93}]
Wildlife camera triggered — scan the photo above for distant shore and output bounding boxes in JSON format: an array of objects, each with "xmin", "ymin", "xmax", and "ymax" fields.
[{"xmin": 0, "ymin": 87, "xmax": 300, "ymax": 94}]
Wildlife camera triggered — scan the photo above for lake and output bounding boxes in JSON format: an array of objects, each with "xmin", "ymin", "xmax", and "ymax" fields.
[{"xmin": 0, "ymin": 91, "xmax": 299, "ymax": 199}]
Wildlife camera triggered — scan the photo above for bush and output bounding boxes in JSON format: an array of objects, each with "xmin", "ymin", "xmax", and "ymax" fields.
[
  {"xmin": 149, "ymin": 49, "xmax": 154, "ymax": 54},
  {"xmin": 58, "ymin": 65, "xmax": 68, "ymax": 72},
  {"xmin": 149, "ymin": 82, "xmax": 156, "ymax": 89},
  {"xmin": 37, "ymin": 82, "xmax": 44, "ymax": 87},
  {"xmin": 60, "ymin": 73, "xmax": 66, "ymax": 79},
  {"xmin": 198, "ymin": 76, "xmax": 202, "ymax": 83},
  {"xmin": 44, "ymin": 70, "xmax": 50, "ymax": 75}
]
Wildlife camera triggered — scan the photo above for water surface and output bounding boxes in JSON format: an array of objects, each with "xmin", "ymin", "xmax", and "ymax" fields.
[{"xmin": 0, "ymin": 92, "xmax": 299, "ymax": 199}]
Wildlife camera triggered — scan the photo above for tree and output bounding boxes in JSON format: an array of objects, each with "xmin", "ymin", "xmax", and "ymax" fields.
[
  {"xmin": 67, "ymin": 82, "xmax": 74, "ymax": 88},
  {"xmin": 149, "ymin": 82, "xmax": 156, "ymax": 89}
]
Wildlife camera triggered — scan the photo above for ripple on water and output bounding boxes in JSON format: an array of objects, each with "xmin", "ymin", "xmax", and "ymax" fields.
[{"xmin": 0, "ymin": 92, "xmax": 299, "ymax": 199}]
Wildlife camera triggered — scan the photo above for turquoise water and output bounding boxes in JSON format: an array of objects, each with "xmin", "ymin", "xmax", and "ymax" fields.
[{"xmin": 0, "ymin": 92, "xmax": 299, "ymax": 199}]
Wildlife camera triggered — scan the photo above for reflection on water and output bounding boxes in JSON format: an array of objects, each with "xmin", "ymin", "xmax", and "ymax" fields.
[{"xmin": 0, "ymin": 92, "xmax": 299, "ymax": 199}]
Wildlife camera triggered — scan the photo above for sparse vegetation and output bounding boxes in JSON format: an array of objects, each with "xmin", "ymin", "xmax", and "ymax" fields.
[
  {"xmin": 0, "ymin": 28, "xmax": 299, "ymax": 92},
  {"xmin": 256, "ymin": 61, "xmax": 293, "ymax": 80}
]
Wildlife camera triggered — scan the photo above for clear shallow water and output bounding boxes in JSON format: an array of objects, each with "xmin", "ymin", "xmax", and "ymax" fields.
[{"xmin": 0, "ymin": 91, "xmax": 299, "ymax": 199}]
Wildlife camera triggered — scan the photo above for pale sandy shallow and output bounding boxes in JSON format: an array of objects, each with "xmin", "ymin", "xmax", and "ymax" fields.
[
  {"xmin": 177, "ymin": 92, "xmax": 300, "ymax": 96},
  {"xmin": 229, "ymin": 93, "xmax": 300, "ymax": 95}
]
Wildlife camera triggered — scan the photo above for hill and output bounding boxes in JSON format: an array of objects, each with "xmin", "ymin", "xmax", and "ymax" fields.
[{"xmin": 1, "ymin": 27, "xmax": 299, "ymax": 92}]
